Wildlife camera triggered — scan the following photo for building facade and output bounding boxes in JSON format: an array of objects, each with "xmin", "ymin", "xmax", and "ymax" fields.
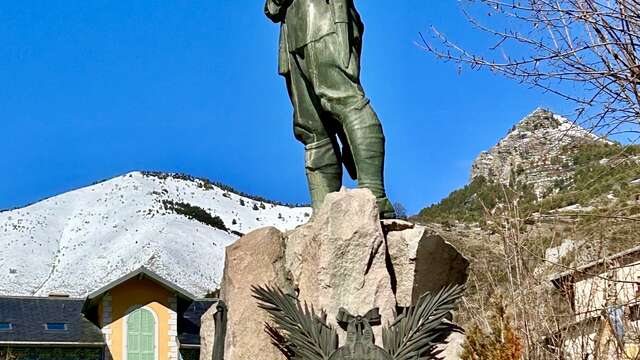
[
  {"xmin": 549, "ymin": 246, "xmax": 640, "ymax": 359},
  {"xmin": 0, "ymin": 267, "xmax": 218, "ymax": 360}
]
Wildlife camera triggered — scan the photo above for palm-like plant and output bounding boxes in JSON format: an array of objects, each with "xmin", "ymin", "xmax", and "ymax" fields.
[
  {"xmin": 383, "ymin": 284, "xmax": 465, "ymax": 360},
  {"xmin": 252, "ymin": 284, "xmax": 465, "ymax": 360},
  {"xmin": 252, "ymin": 285, "xmax": 338, "ymax": 360}
]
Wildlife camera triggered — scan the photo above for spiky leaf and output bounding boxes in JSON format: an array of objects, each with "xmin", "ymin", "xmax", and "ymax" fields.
[
  {"xmin": 382, "ymin": 284, "xmax": 465, "ymax": 360},
  {"xmin": 252, "ymin": 285, "xmax": 338, "ymax": 360},
  {"xmin": 265, "ymin": 324, "xmax": 296, "ymax": 359}
]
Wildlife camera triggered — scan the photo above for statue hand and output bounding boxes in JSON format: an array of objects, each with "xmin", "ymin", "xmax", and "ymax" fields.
[{"xmin": 264, "ymin": 0, "xmax": 290, "ymax": 23}]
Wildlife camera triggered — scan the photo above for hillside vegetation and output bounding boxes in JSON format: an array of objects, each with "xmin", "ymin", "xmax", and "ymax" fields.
[
  {"xmin": 418, "ymin": 142, "xmax": 640, "ymax": 225},
  {"xmin": 412, "ymin": 111, "xmax": 640, "ymax": 359}
]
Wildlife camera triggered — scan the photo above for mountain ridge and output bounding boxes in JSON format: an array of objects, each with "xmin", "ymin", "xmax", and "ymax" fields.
[
  {"xmin": 413, "ymin": 109, "xmax": 639, "ymax": 337},
  {"xmin": 0, "ymin": 171, "xmax": 310, "ymax": 298},
  {"xmin": 3, "ymin": 109, "xmax": 637, "ymax": 303},
  {"xmin": 418, "ymin": 108, "xmax": 639, "ymax": 224},
  {"xmin": 470, "ymin": 108, "xmax": 608, "ymax": 198},
  {"xmin": 0, "ymin": 171, "xmax": 308, "ymax": 213}
]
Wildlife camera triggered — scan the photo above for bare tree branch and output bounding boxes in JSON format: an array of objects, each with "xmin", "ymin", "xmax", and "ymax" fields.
[{"xmin": 425, "ymin": 0, "xmax": 640, "ymax": 137}]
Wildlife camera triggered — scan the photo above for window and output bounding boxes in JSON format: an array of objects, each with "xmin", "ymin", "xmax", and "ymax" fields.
[
  {"xmin": 45, "ymin": 322, "xmax": 67, "ymax": 331},
  {"xmin": 0, "ymin": 322, "xmax": 12, "ymax": 331}
]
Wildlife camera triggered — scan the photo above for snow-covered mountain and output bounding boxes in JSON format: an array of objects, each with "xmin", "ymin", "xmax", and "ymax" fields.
[{"xmin": 0, "ymin": 171, "xmax": 311, "ymax": 298}]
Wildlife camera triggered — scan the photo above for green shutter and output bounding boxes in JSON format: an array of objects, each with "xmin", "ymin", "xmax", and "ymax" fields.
[
  {"xmin": 128, "ymin": 311, "xmax": 141, "ymax": 360},
  {"xmin": 140, "ymin": 310, "xmax": 155, "ymax": 360},
  {"xmin": 127, "ymin": 308, "xmax": 155, "ymax": 360}
]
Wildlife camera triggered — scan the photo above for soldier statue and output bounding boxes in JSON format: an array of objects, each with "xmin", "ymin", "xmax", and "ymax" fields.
[{"xmin": 264, "ymin": 0, "xmax": 396, "ymax": 219}]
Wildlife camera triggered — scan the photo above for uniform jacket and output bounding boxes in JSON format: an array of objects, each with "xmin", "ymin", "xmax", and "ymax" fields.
[{"xmin": 264, "ymin": 0, "xmax": 363, "ymax": 75}]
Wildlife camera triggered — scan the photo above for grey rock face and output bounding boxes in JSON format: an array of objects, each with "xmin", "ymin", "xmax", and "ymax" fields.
[
  {"xmin": 199, "ymin": 305, "xmax": 217, "ymax": 360},
  {"xmin": 381, "ymin": 218, "xmax": 415, "ymax": 232},
  {"xmin": 470, "ymin": 109, "xmax": 607, "ymax": 198},
  {"xmin": 285, "ymin": 188, "xmax": 396, "ymax": 344}
]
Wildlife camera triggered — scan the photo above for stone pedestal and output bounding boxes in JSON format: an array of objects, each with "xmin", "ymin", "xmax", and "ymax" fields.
[
  {"xmin": 198, "ymin": 305, "xmax": 216, "ymax": 360},
  {"xmin": 209, "ymin": 188, "xmax": 469, "ymax": 360}
]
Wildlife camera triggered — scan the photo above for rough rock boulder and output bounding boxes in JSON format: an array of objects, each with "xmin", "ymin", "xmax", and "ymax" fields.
[
  {"xmin": 219, "ymin": 227, "xmax": 291, "ymax": 360},
  {"xmin": 211, "ymin": 188, "xmax": 469, "ymax": 359},
  {"xmin": 386, "ymin": 226, "xmax": 469, "ymax": 307},
  {"xmin": 285, "ymin": 189, "xmax": 396, "ymax": 342}
]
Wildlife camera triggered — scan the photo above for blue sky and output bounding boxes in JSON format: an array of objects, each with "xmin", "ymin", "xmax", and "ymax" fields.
[{"xmin": 0, "ymin": 1, "xmax": 570, "ymax": 214}]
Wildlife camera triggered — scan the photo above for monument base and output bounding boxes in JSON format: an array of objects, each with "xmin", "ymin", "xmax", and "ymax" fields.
[{"xmin": 203, "ymin": 188, "xmax": 469, "ymax": 360}]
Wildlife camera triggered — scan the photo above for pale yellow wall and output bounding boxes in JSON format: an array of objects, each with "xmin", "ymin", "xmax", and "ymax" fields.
[
  {"xmin": 574, "ymin": 261, "xmax": 640, "ymax": 321},
  {"xmin": 99, "ymin": 278, "xmax": 175, "ymax": 360},
  {"xmin": 562, "ymin": 260, "xmax": 640, "ymax": 359},
  {"xmin": 562, "ymin": 331, "xmax": 597, "ymax": 360},
  {"xmin": 562, "ymin": 328, "xmax": 640, "ymax": 359}
]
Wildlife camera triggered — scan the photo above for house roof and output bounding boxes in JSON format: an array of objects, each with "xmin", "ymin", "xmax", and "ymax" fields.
[
  {"xmin": 177, "ymin": 299, "xmax": 218, "ymax": 347},
  {"xmin": 86, "ymin": 266, "xmax": 197, "ymax": 301},
  {"xmin": 0, "ymin": 297, "xmax": 104, "ymax": 346},
  {"xmin": 550, "ymin": 244, "xmax": 640, "ymax": 289},
  {"xmin": 183, "ymin": 299, "xmax": 217, "ymax": 327}
]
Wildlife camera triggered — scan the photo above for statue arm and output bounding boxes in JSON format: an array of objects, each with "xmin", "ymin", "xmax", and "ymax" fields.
[{"xmin": 264, "ymin": 0, "xmax": 291, "ymax": 23}]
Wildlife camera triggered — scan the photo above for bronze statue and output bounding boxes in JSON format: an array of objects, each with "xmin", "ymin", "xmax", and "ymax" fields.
[{"xmin": 265, "ymin": 0, "xmax": 396, "ymax": 219}]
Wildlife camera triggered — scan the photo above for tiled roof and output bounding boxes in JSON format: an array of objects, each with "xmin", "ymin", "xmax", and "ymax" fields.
[
  {"xmin": 550, "ymin": 244, "xmax": 640, "ymax": 286},
  {"xmin": 0, "ymin": 297, "xmax": 104, "ymax": 345}
]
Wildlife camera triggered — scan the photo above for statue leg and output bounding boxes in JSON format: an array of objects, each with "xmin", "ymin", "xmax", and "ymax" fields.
[
  {"xmin": 341, "ymin": 104, "xmax": 396, "ymax": 219},
  {"xmin": 305, "ymin": 35, "xmax": 396, "ymax": 219},
  {"xmin": 286, "ymin": 54, "xmax": 343, "ymax": 213},
  {"xmin": 304, "ymin": 138, "xmax": 342, "ymax": 213}
]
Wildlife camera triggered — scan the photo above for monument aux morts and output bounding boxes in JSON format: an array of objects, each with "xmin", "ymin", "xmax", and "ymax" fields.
[
  {"xmin": 265, "ymin": 0, "xmax": 396, "ymax": 219},
  {"xmin": 198, "ymin": 1, "xmax": 470, "ymax": 360}
]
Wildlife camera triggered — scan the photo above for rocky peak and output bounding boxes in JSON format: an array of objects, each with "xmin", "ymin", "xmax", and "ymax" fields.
[
  {"xmin": 471, "ymin": 109, "xmax": 607, "ymax": 198},
  {"xmin": 512, "ymin": 108, "xmax": 563, "ymax": 132}
]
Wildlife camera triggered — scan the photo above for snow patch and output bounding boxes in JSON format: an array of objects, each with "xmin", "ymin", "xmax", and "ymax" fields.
[
  {"xmin": 551, "ymin": 204, "xmax": 594, "ymax": 213},
  {"xmin": 0, "ymin": 172, "xmax": 311, "ymax": 297},
  {"xmin": 545, "ymin": 239, "xmax": 581, "ymax": 264}
]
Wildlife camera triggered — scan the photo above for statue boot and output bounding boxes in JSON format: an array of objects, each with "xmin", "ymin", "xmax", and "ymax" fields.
[
  {"xmin": 305, "ymin": 138, "xmax": 343, "ymax": 213},
  {"xmin": 342, "ymin": 103, "xmax": 396, "ymax": 219}
]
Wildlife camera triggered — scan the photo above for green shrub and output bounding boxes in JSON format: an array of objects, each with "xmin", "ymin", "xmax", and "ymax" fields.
[
  {"xmin": 162, "ymin": 200, "xmax": 228, "ymax": 232},
  {"xmin": 142, "ymin": 171, "xmax": 309, "ymax": 207},
  {"xmin": 418, "ymin": 176, "xmax": 535, "ymax": 223}
]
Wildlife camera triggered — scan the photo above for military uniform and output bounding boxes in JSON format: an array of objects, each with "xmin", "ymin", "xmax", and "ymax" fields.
[{"xmin": 265, "ymin": 0, "xmax": 395, "ymax": 219}]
